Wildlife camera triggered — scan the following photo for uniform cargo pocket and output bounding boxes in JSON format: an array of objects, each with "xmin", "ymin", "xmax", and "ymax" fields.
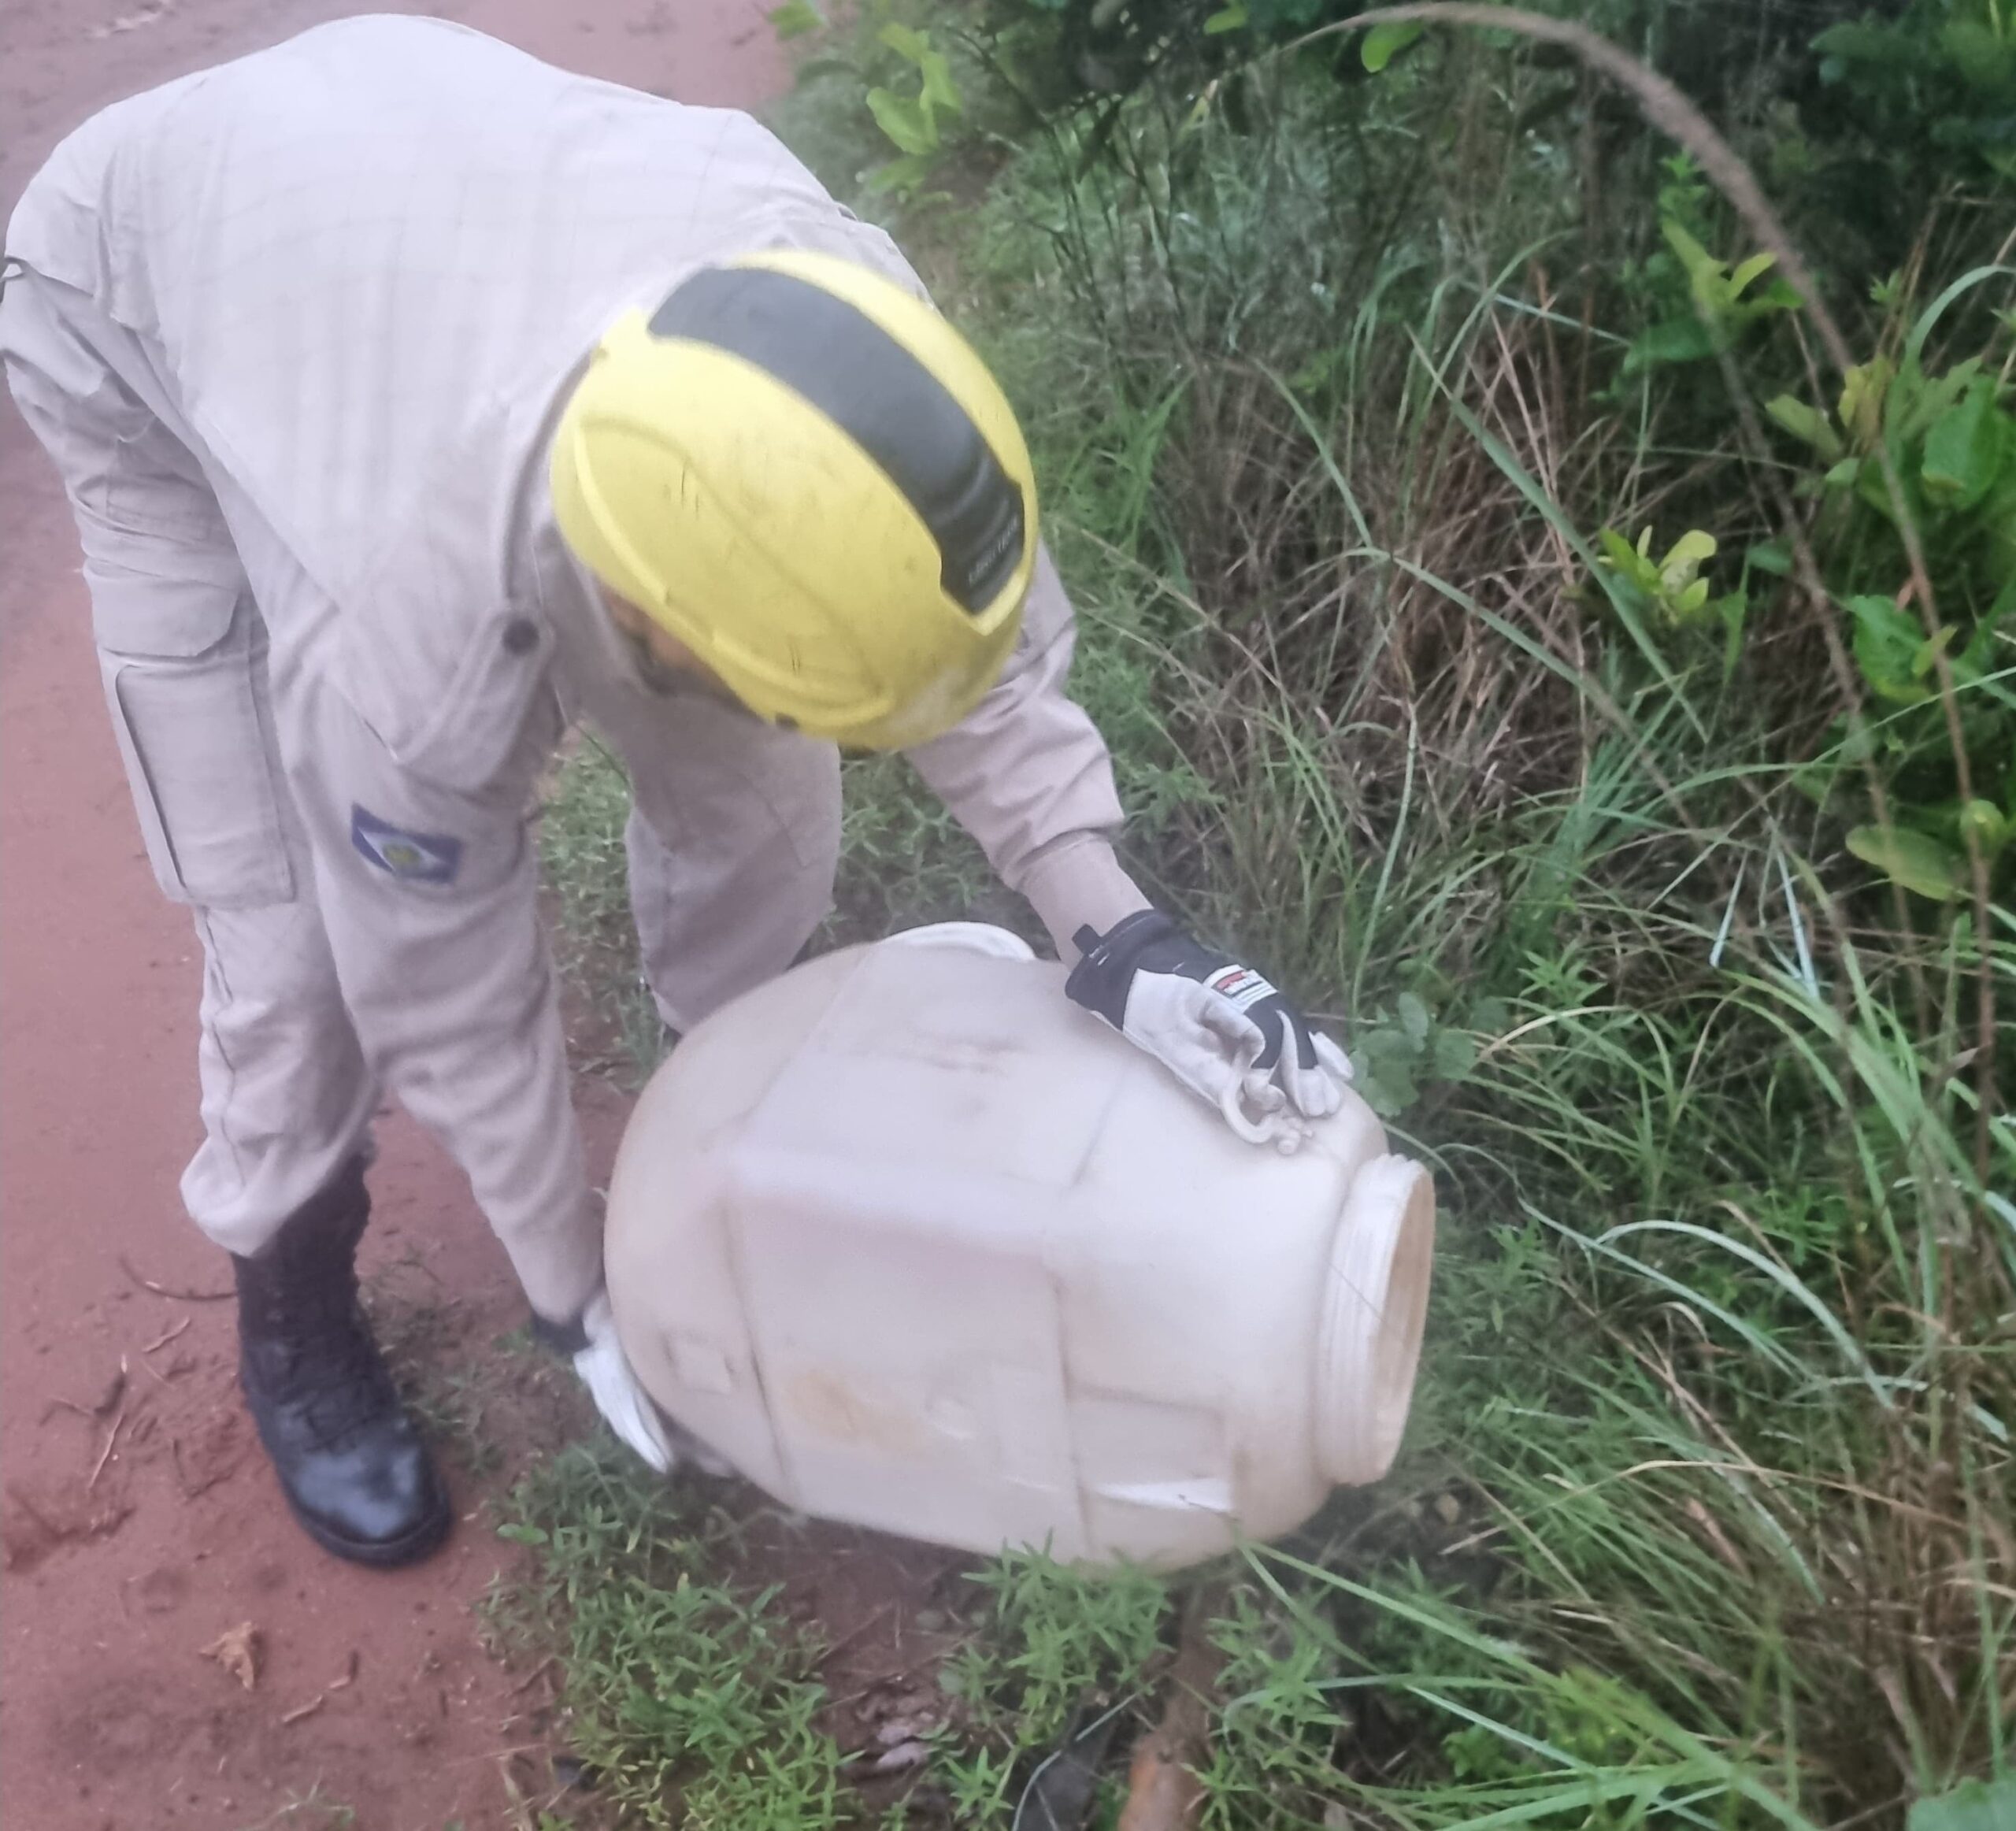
[{"xmin": 99, "ymin": 601, "xmax": 295, "ymax": 910}]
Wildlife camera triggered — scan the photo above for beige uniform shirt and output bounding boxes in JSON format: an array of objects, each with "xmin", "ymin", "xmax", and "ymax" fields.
[{"xmin": 3, "ymin": 14, "xmax": 1147, "ymax": 1316}]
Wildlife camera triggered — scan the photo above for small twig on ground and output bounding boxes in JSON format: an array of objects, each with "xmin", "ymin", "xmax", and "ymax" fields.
[
  {"xmin": 43, "ymin": 1361, "xmax": 129, "ymax": 1425},
  {"xmin": 511, "ymin": 1655, "xmax": 559, "ymax": 1695},
  {"xmin": 91, "ymin": 0, "xmax": 176, "ymax": 38},
  {"xmin": 88, "ymin": 1403, "xmax": 128, "ymax": 1490},
  {"xmin": 118, "ymin": 1255, "xmax": 231, "ymax": 1302},
  {"xmin": 141, "ymin": 1316, "xmax": 193, "ymax": 1353},
  {"xmin": 280, "ymin": 1693, "xmax": 325, "ymax": 1725},
  {"xmin": 824, "ymin": 1640, "xmax": 973, "ymax": 1715},
  {"xmin": 817, "ymin": 1603, "xmax": 896, "ymax": 1669},
  {"xmin": 1115, "ymin": 1582, "xmax": 1228, "ymax": 1831}
]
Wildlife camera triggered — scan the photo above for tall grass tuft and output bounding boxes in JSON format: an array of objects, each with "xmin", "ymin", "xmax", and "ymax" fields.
[{"xmin": 508, "ymin": 12, "xmax": 2016, "ymax": 1823}]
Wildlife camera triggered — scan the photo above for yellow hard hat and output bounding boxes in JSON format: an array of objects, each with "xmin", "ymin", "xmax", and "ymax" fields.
[{"xmin": 550, "ymin": 249, "xmax": 1037, "ymax": 750}]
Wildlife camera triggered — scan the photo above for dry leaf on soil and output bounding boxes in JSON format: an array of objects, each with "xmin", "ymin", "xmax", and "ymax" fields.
[{"xmin": 202, "ymin": 1622, "xmax": 261, "ymax": 1690}]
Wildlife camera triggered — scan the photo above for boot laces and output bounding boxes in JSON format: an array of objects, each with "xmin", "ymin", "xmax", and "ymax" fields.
[{"xmin": 275, "ymin": 1288, "xmax": 403, "ymax": 1451}]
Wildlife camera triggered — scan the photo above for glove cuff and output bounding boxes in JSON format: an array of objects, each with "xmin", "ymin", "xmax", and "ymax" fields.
[
  {"xmin": 529, "ymin": 1307, "xmax": 591, "ymax": 1357},
  {"xmin": 1065, "ymin": 909, "xmax": 1182, "ymax": 1026}
]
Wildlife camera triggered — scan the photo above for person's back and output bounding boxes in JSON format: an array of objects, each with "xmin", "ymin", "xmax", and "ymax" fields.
[{"xmin": 8, "ymin": 13, "xmax": 846, "ymax": 610}]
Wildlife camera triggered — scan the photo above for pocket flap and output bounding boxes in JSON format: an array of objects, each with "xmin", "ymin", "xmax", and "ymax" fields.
[
  {"xmin": 85, "ymin": 560, "xmax": 244, "ymax": 658},
  {"xmin": 344, "ymin": 605, "xmax": 558, "ymax": 794}
]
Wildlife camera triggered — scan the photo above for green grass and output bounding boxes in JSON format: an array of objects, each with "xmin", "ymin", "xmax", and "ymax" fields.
[
  {"xmin": 363, "ymin": 1257, "xmax": 576, "ymax": 1480},
  {"xmin": 538, "ymin": 739, "xmax": 672, "ymax": 1087},
  {"xmin": 517, "ymin": 6, "xmax": 2014, "ymax": 1825},
  {"xmin": 487, "ymin": 1447, "xmax": 845, "ymax": 1830}
]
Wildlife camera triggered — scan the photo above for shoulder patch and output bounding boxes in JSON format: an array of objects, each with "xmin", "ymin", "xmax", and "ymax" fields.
[{"xmin": 350, "ymin": 806, "xmax": 464, "ymax": 885}]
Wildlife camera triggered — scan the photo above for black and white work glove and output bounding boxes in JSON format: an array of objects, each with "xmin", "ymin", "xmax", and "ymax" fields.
[
  {"xmin": 533, "ymin": 1288, "xmax": 728, "ymax": 1477},
  {"xmin": 1065, "ymin": 911, "xmax": 1351, "ymax": 1150}
]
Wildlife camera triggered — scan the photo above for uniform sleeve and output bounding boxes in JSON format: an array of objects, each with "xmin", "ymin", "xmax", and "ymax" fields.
[
  {"xmin": 270, "ymin": 664, "xmax": 604, "ymax": 1324},
  {"xmin": 903, "ymin": 544, "xmax": 1152, "ymax": 958}
]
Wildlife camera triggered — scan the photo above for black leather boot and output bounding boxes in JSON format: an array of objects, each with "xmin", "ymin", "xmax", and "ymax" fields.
[{"xmin": 232, "ymin": 1158, "xmax": 450, "ymax": 1567}]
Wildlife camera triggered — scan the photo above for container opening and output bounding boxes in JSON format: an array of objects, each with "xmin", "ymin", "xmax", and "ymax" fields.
[{"xmin": 1314, "ymin": 1157, "xmax": 1436, "ymax": 1488}]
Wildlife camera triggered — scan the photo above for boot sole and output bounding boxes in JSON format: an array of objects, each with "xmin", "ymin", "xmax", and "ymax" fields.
[{"xmin": 282, "ymin": 1482, "xmax": 454, "ymax": 1569}]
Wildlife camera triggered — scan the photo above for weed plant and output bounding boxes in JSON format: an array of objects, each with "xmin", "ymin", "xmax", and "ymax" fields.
[{"xmin": 527, "ymin": 6, "xmax": 2013, "ymax": 1824}]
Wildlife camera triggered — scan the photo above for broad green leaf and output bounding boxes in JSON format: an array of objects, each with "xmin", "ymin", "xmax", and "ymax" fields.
[
  {"xmin": 1846, "ymin": 594, "xmax": 1933, "ymax": 703},
  {"xmin": 1942, "ymin": 20, "xmax": 2016, "ymax": 90},
  {"xmin": 1622, "ymin": 317, "xmax": 1716, "ymax": 373},
  {"xmin": 1397, "ymin": 991, "xmax": 1432, "ymax": 1047},
  {"xmin": 864, "ymin": 152, "xmax": 932, "ymax": 195},
  {"xmin": 1203, "ymin": 5, "xmax": 1249, "ymax": 35},
  {"xmin": 1839, "ymin": 358, "xmax": 1895, "ymax": 447},
  {"xmin": 1745, "ymin": 539, "xmax": 1793, "ymax": 576},
  {"xmin": 1353, "ymin": 1029, "xmax": 1423, "ymax": 1116},
  {"xmin": 1922, "ymin": 377, "xmax": 2007, "ymax": 511},
  {"xmin": 1813, "ymin": 21, "xmax": 1892, "ymax": 61},
  {"xmin": 1736, "ymin": 278, "xmax": 1803, "ymax": 321},
  {"xmin": 1662, "ymin": 528, "xmax": 1717, "ymax": 580},
  {"xmin": 876, "ymin": 20, "xmax": 929, "ymax": 63},
  {"xmin": 1766, "ymin": 394, "xmax": 1844, "ymax": 461},
  {"xmin": 918, "ymin": 49, "xmax": 962, "ymax": 117},
  {"xmin": 768, "ymin": 0, "xmax": 824, "ymax": 39},
  {"xmin": 1595, "ymin": 527, "xmax": 1644, "ymax": 574},
  {"xmin": 1660, "ymin": 219, "xmax": 1724, "ymax": 296},
  {"xmin": 1353, "ymin": 1064, "xmax": 1418, "ymax": 1118},
  {"xmin": 1728, "ymin": 249, "xmax": 1778, "ymax": 298},
  {"xmin": 1855, "ymin": 447, "xmax": 1924, "ymax": 528},
  {"xmin": 1986, "ymin": 473, "xmax": 2016, "ymax": 581},
  {"xmin": 1894, "ymin": 354, "xmax": 1978, "ymax": 444},
  {"xmin": 1909, "ymin": 625, "xmax": 1957, "ymax": 680},
  {"xmin": 1908, "ymin": 1776, "xmax": 2016, "ymax": 1831},
  {"xmin": 1845, "ymin": 825, "xmax": 1963, "ymax": 901},
  {"xmin": 865, "ymin": 87, "xmax": 934, "ymax": 156},
  {"xmin": 1958, "ymin": 599, "xmax": 2010, "ymax": 680},
  {"xmin": 1431, "ymin": 1029, "xmax": 1478, "ymax": 1083},
  {"xmin": 1956, "ymin": 799, "xmax": 2010, "ymax": 858},
  {"xmin": 1362, "ymin": 22, "xmax": 1425, "ymax": 69},
  {"xmin": 1358, "ymin": 1028, "xmax": 1420, "ymax": 1071}
]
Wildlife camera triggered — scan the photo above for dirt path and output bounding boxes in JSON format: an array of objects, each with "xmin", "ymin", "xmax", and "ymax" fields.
[{"xmin": 1, "ymin": 6, "xmax": 784, "ymax": 1826}]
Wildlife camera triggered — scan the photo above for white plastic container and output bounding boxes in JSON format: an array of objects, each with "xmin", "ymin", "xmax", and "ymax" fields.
[{"xmin": 604, "ymin": 925, "xmax": 1434, "ymax": 1572}]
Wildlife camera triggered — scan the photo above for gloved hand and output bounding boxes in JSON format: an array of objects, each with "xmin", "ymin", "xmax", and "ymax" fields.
[
  {"xmin": 532, "ymin": 1288, "xmax": 675, "ymax": 1471},
  {"xmin": 1065, "ymin": 911, "xmax": 1351, "ymax": 1150}
]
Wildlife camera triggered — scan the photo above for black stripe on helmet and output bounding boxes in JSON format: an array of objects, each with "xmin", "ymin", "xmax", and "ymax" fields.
[{"xmin": 648, "ymin": 265, "xmax": 1025, "ymax": 614}]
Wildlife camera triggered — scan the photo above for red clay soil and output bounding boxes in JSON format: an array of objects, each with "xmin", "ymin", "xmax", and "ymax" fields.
[{"xmin": 1, "ymin": 5, "xmax": 785, "ymax": 1826}]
